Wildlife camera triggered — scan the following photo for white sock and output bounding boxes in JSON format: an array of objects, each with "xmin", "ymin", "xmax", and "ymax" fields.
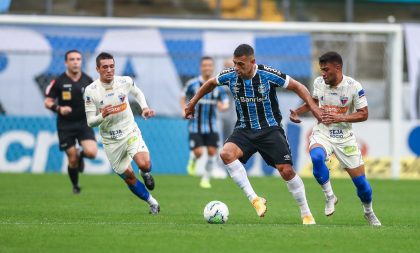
[
  {"xmin": 147, "ymin": 195, "xmax": 158, "ymax": 206},
  {"xmin": 189, "ymin": 152, "xmax": 197, "ymax": 162},
  {"xmin": 203, "ymin": 155, "xmax": 216, "ymax": 181},
  {"xmin": 286, "ymin": 174, "xmax": 311, "ymax": 217},
  {"xmin": 226, "ymin": 160, "xmax": 257, "ymax": 202},
  {"xmin": 321, "ymin": 180, "xmax": 334, "ymax": 199},
  {"xmin": 362, "ymin": 201, "xmax": 373, "ymax": 213}
]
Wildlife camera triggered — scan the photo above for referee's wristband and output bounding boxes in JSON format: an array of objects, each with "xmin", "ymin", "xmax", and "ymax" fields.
[{"xmin": 49, "ymin": 104, "xmax": 60, "ymax": 113}]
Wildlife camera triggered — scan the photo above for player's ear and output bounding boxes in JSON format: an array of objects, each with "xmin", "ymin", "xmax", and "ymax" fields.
[{"xmin": 96, "ymin": 66, "xmax": 100, "ymax": 73}]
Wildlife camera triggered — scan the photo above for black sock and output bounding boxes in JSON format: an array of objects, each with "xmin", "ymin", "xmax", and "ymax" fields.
[{"xmin": 68, "ymin": 166, "xmax": 79, "ymax": 187}]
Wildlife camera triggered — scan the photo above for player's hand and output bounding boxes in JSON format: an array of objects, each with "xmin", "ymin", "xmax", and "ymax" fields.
[
  {"xmin": 184, "ymin": 103, "xmax": 195, "ymax": 119},
  {"xmin": 289, "ymin": 109, "xmax": 301, "ymax": 123},
  {"xmin": 311, "ymin": 107, "xmax": 322, "ymax": 123},
  {"xmin": 59, "ymin": 106, "xmax": 72, "ymax": 116},
  {"xmin": 101, "ymin": 105, "xmax": 113, "ymax": 118},
  {"xmin": 321, "ymin": 111, "xmax": 339, "ymax": 125},
  {"xmin": 142, "ymin": 108, "xmax": 156, "ymax": 120}
]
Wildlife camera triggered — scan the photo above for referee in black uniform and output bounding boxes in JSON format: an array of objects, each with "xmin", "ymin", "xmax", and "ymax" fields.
[{"xmin": 44, "ymin": 49, "xmax": 98, "ymax": 194}]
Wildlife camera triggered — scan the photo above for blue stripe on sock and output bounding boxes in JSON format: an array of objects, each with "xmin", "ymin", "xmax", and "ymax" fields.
[{"xmin": 128, "ymin": 179, "xmax": 150, "ymax": 201}]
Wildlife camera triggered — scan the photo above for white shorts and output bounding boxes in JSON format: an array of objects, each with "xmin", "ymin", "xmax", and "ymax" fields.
[
  {"xmin": 103, "ymin": 128, "xmax": 149, "ymax": 174},
  {"xmin": 309, "ymin": 131, "xmax": 364, "ymax": 169}
]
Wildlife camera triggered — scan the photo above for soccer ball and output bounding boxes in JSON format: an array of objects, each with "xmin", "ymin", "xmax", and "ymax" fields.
[{"xmin": 203, "ymin": 201, "xmax": 229, "ymax": 224}]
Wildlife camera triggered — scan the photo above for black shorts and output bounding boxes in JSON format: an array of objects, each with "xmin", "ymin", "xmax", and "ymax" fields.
[
  {"xmin": 189, "ymin": 133, "xmax": 219, "ymax": 150},
  {"xmin": 226, "ymin": 126, "xmax": 293, "ymax": 167},
  {"xmin": 58, "ymin": 125, "xmax": 96, "ymax": 151}
]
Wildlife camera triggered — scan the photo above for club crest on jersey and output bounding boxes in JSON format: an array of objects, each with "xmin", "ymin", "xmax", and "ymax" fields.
[
  {"xmin": 257, "ymin": 84, "xmax": 265, "ymax": 94},
  {"xmin": 118, "ymin": 93, "xmax": 126, "ymax": 102},
  {"xmin": 340, "ymin": 96, "xmax": 349, "ymax": 105}
]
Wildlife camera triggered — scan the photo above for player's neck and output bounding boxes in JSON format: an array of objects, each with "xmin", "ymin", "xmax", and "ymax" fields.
[
  {"xmin": 100, "ymin": 78, "xmax": 113, "ymax": 85},
  {"xmin": 331, "ymin": 74, "xmax": 344, "ymax": 87},
  {"xmin": 243, "ymin": 65, "xmax": 256, "ymax": 80},
  {"xmin": 66, "ymin": 70, "xmax": 81, "ymax": 82}
]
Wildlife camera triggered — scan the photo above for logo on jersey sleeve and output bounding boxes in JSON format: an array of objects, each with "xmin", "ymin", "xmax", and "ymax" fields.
[
  {"xmin": 85, "ymin": 96, "xmax": 92, "ymax": 104},
  {"xmin": 358, "ymin": 89, "xmax": 365, "ymax": 98}
]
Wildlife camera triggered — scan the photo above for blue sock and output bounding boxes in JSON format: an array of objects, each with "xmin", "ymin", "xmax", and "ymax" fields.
[
  {"xmin": 352, "ymin": 174, "xmax": 372, "ymax": 203},
  {"xmin": 310, "ymin": 147, "xmax": 330, "ymax": 185},
  {"xmin": 119, "ymin": 173, "xmax": 150, "ymax": 201}
]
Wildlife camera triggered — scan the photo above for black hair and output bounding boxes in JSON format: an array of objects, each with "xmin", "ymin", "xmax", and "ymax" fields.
[
  {"xmin": 200, "ymin": 56, "xmax": 214, "ymax": 63},
  {"xmin": 319, "ymin": 51, "xmax": 343, "ymax": 67},
  {"xmin": 233, "ymin": 44, "xmax": 254, "ymax": 57},
  {"xmin": 64, "ymin": 49, "xmax": 81, "ymax": 61},
  {"xmin": 96, "ymin": 52, "xmax": 114, "ymax": 67}
]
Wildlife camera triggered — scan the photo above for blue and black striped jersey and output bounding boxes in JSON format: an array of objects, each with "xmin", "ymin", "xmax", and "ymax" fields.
[
  {"xmin": 216, "ymin": 64, "xmax": 290, "ymax": 129},
  {"xmin": 184, "ymin": 76, "xmax": 229, "ymax": 134}
]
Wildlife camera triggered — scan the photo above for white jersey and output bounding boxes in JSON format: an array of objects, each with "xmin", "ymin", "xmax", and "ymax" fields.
[
  {"xmin": 84, "ymin": 76, "xmax": 139, "ymax": 144},
  {"xmin": 312, "ymin": 75, "xmax": 368, "ymax": 142}
]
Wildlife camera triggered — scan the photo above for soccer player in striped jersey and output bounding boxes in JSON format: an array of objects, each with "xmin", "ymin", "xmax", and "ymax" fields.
[
  {"xmin": 290, "ymin": 52, "xmax": 381, "ymax": 226},
  {"xmin": 180, "ymin": 56, "xmax": 229, "ymax": 188},
  {"xmin": 185, "ymin": 44, "xmax": 322, "ymax": 224}
]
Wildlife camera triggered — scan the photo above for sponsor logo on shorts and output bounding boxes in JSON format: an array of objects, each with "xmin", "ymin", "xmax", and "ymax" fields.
[
  {"xmin": 343, "ymin": 145, "xmax": 358, "ymax": 155},
  {"xmin": 329, "ymin": 129, "xmax": 344, "ymax": 138},
  {"xmin": 128, "ymin": 135, "xmax": 139, "ymax": 145}
]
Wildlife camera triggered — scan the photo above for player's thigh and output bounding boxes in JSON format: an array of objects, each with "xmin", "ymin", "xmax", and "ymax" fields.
[
  {"xmin": 103, "ymin": 141, "xmax": 130, "ymax": 174},
  {"xmin": 309, "ymin": 131, "xmax": 334, "ymax": 157},
  {"xmin": 189, "ymin": 133, "xmax": 204, "ymax": 150},
  {"xmin": 256, "ymin": 127, "xmax": 292, "ymax": 167},
  {"xmin": 223, "ymin": 128, "xmax": 255, "ymax": 164},
  {"xmin": 127, "ymin": 129, "xmax": 150, "ymax": 167},
  {"xmin": 333, "ymin": 137, "xmax": 364, "ymax": 170},
  {"xmin": 77, "ymin": 126, "xmax": 97, "ymax": 157}
]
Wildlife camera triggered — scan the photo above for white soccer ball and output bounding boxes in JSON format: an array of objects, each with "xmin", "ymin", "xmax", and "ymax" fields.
[{"xmin": 203, "ymin": 201, "xmax": 229, "ymax": 224}]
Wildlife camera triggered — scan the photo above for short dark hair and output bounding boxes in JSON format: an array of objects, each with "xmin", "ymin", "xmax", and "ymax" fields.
[
  {"xmin": 234, "ymin": 44, "xmax": 254, "ymax": 57},
  {"xmin": 200, "ymin": 56, "xmax": 214, "ymax": 63},
  {"xmin": 319, "ymin": 51, "xmax": 343, "ymax": 67},
  {"xmin": 96, "ymin": 52, "xmax": 114, "ymax": 67},
  {"xmin": 65, "ymin": 49, "xmax": 81, "ymax": 61}
]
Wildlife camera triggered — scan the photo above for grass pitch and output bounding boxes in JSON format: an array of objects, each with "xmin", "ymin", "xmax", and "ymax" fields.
[{"xmin": 0, "ymin": 173, "xmax": 419, "ymax": 253}]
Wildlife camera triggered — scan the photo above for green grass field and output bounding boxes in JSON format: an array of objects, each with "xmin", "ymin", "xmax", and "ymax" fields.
[{"xmin": 0, "ymin": 173, "xmax": 419, "ymax": 253}]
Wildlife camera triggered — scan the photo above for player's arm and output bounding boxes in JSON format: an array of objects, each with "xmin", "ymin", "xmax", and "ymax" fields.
[
  {"xmin": 289, "ymin": 99, "xmax": 319, "ymax": 123},
  {"xmin": 322, "ymin": 106, "xmax": 368, "ymax": 125},
  {"xmin": 286, "ymin": 78, "xmax": 322, "ymax": 122},
  {"xmin": 217, "ymin": 87, "xmax": 230, "ymax": 112},
  {"xmin": 130, "ymin": 84, "xmax": 155, "ymax": 120},
  {"xmin": 84, "ymin": 89, "xmax": 109, "ymax": 127},
  {"xmin": 44, "ymin": 79, "xmax": 72, "ymax": 115},
  {"xmin": 184, "ymin": 77, "xmax": 218, "ymax": 119}
]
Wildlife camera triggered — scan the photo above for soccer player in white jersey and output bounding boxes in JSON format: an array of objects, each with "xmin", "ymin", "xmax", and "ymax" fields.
[
  {"xmin": 84, "ymin": 52, "xmax": 159, "ymax": 214},
  {"xmin": 290, "ymin": 52, "xmax": 381, "ymax": 226}
]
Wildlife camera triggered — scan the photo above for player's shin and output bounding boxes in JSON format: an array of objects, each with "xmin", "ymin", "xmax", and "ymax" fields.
[
  {"xmin": 310, "ymin": 147, "xmax": 334, "ymax": 198},
  {"xmin": 352, "ymin": 174, "xmax": 373, "ymax": 212},
  {"xmin": 286, "ymin": 174, "xmax": 312, "ymax": 217},
  {"xmin": 225, "ymin": 160, "xmax": 257, "ymax": 201}
]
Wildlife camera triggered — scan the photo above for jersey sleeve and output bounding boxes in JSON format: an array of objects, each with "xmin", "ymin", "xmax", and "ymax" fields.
[
  {"xmin": 45, "ymin": 79, "xmax": 58, "ymax": 98},
  {"xmin": 83, "ymin": 88, "xmax": 97, "ymax": 112},
  {"xmin": 353, "ymin": 82, "xmax": 368, "ymax": 109},
  {"xmin": 312, "ymin": 77, "xmax": 323, "ymax": 100},
  {"xmin": 261, "ymin": 66, "xmax": 289, "ymax": 88},
  {"xmin": 216, "ymin": 68, "xmax": 234, "ymax": 86}
]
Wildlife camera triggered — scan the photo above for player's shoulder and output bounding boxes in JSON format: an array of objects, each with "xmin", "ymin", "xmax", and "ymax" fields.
[
  {"xmin": 314, "ymin": 76, "xmax": 325, "ymax": 85},
  {"xmin": 218, "ymin": 67, "xmax": 236, "ymax": 78},
  {"xmin": 258, "ymin": 64, "xmax": 285, "ymax": 77},
  {"xmin": 53, "ymin": 72, "xmax": 68, "ymax": 84},
  {"xmin": 114, "ymin": 76, "xmax": 134, "ymax": 88},
  {"xmin": 343, "ymin": 75, "xmax": 361, "ymax": 86},
  {"xmin": 85, "ymin": 79, "xmax": 100, "ymax": 93},
  {"xmin": 81, "ymin": 72, "xmax": 94, "ymax": 82}
]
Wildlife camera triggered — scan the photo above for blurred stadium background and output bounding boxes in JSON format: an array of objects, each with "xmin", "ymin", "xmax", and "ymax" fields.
[{"xmin": 0, "ymin": 0, "xmax": 419, "ymax": 178}]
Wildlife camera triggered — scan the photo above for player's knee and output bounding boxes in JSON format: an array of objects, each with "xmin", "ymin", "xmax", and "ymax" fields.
[
  {"xmin": 137, "ymin": 160, "xmax": 151, "ymax": 171},
  {"xmin": 194, "ymin": 149, "xmax": 203, "ymax": 158},
  {"xmin": 352, "ymin": 175, "xmax": 372, "ymax": 203},
  {"xmin": 310, "ymin": 147, "xmax": 326, "ymax": 166},
  {"xmin": 220, "ymin": 149, "xmax": 235, "ymax": 164},
  {"xmin": 276, "ymin": 164, "xmax": 295, "ymax": 179},
  {"xmin": 83, "ymin": 148, "xmax": 97, "ymax": 159},
  {"xmin": 123, "ymin": 173, "xmax": 137, "ymax": 186},
  {"xmin": 67, "ymin": 155, "xmax": 78, "ymax": 168}
]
